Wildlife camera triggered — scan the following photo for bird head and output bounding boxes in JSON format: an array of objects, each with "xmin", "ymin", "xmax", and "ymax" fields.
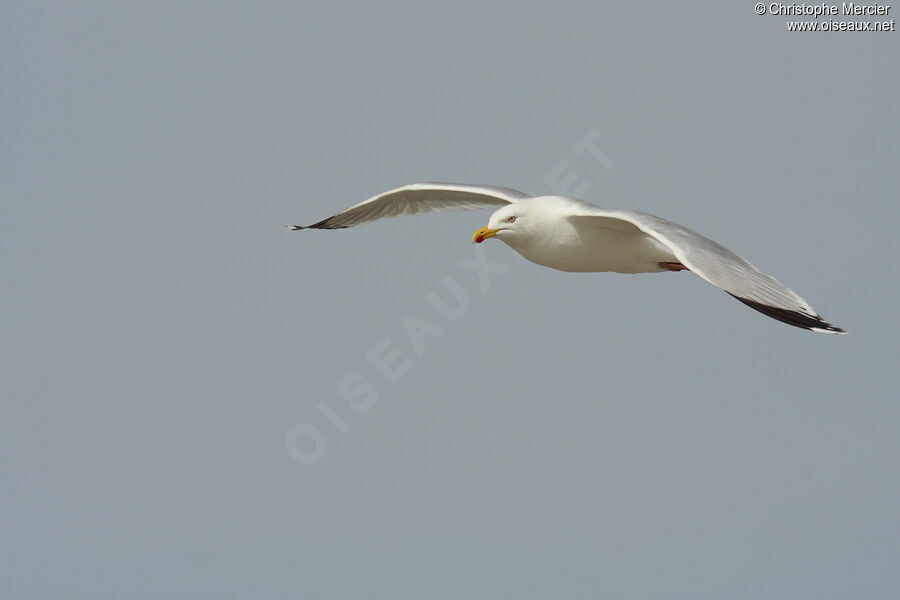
[{"xmin": 473, "ymin": 204, "xmax": 527, "ymax": 244}]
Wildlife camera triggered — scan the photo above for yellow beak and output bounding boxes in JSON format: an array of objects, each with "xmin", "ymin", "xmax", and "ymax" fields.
[{"xmin": 472, "ymin": 226, "xmax": 501, "ymax": 244}]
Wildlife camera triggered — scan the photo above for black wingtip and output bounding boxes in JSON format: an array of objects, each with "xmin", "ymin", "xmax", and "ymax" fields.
[
  {"xmin": 727, "ymin": 293, "xmax": 847, "ymax": 334},
  {"xmin": 286, "ymin": 218, "xmax": 349, "ymax": 230}
]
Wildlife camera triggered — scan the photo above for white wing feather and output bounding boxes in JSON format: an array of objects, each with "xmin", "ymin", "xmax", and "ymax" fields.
[
  {"xmin": 569, "ymin": 204, "xmax": 845, "ymax": 333},
  {"xmin": 289, "ymin": 183, "xmax": 529, "ymax": 230}
]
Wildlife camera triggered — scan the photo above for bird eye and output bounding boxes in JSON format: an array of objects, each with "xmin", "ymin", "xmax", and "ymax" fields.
[{"xmin": 506, "ymin": 215, "xmax": 517, "ymax": 223}]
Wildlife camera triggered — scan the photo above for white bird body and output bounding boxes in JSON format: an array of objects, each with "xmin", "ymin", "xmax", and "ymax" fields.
[
  {"xmin": 289, "ymin": 183, "xmax": 846, "ymax": 334},
  {"xmin": 497, "ymin": 196, "xmax": 679, "ymax": 273}
]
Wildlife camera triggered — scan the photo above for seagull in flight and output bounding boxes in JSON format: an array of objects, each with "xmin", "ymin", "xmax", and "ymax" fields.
[{"xmin": 288, "ymin": 183, "xmax": 846, "ymax": 334}]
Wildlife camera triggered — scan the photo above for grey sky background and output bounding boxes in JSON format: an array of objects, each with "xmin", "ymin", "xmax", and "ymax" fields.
[{"xmin": 3, "ymin": 2, "xmax": 898, "ymax": 598}]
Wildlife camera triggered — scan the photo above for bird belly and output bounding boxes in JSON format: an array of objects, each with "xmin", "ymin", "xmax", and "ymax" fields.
[{"xmin": 513, "ymin": 228, "xmax": 677, "ymax": 274}]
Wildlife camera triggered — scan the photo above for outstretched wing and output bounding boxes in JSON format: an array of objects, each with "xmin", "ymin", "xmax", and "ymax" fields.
[
  {"xmin": 569, "ymin": 205, "xmax": 846, "ymax": 334},
  {"xmin": 288, "ymin": 183, "xmax": 530, "ymax": 230}
]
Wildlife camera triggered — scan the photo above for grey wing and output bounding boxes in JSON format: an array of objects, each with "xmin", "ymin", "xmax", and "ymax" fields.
[
  {"xmin": 573, "ymin": 205, "xmax": 845, "ymax": 334},
  {"xmin": 288, "ymin": 182, "xmax": 530, "ymax": 230}
]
